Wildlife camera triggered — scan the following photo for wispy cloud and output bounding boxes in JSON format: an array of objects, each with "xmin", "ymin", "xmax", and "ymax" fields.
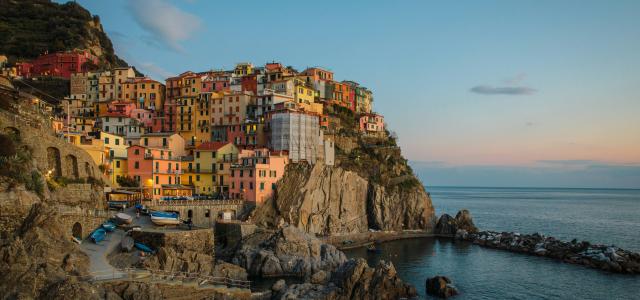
[
  {"xmin": 137, "ymin": 62, "xmax": 175, "ymax": 79},
  {"xmin": 471, "ymin": 73, "xmax": 537, "ymax": 96},
  {"xmin": 128, "ymin": 0, "xmax": 202, "ymax": 53},
  {"xmin": 470, "ymin": 85, "xmax": 536, "ymax": 95}
]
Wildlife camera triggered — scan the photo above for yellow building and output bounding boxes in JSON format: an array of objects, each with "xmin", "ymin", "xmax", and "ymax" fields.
[
  {"xmin": 101, "ymin": 132, "xmax": 128, "ymax": 186},
  {"xmin": 176, "ymin": 95, "xmax": 198, "ymax": 146},
  {"xmin": 294, "ymin": 78, "xmax": 316, "ymax": 105},
  {"xmin": 187, "ymin": 142, "xmax": 238, "ymax": 196},
  {"xmin": 234, "ymin": 63, "xmax": 254, "ymax": 76},
  {"xmin": 122, "ymin": 77, "xmax": 166, "ymax": 110}
]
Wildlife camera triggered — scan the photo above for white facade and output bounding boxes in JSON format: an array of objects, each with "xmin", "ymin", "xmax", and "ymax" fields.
[
  {"xmin": 270, "ymin": 111, "xmax": 320, "ymax": 164},
  {"xmin": 99, "ymin": 116, "xmax": 144, "ymax": 141}
]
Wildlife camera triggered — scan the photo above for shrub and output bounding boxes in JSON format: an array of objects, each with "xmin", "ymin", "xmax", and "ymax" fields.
[{"xmin": 116, "ymin": 175, "xmax": 139, "ymax": 187}]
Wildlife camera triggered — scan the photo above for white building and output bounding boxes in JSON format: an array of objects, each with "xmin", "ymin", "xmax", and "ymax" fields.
[
  {"xmin": 97, "ymin": 114, "xmax": 145, "ymax": 145},
  {"xmin": 270, "ymin": 111, "xmax": 320, "ymax": 164}
]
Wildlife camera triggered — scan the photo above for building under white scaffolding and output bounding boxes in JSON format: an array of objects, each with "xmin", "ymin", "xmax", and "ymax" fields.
[{"xmin": 270, "ymin": 111, "xmax": 320, "ymax": 164}]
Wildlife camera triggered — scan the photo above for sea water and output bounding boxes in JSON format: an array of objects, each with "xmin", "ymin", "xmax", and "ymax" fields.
[{"xmin": 345, "ymin": 187, "xmax": 640, "ymax": 299}]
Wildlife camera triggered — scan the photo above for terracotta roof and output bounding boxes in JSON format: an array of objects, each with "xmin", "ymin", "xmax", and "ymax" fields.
[{"xmin": 196, "ymin": 141, "xmax": 229, "ymax": 151}]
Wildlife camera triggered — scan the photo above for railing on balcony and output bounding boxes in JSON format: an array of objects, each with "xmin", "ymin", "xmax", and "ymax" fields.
[{"xmin": 144, "ymin": 153, "xmax": 153, "ymax": 159}]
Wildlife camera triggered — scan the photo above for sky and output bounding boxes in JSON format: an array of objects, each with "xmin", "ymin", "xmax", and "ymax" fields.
[{"xmin": 64, "ymin": 0, "xmax": 640, "ymax": 188}]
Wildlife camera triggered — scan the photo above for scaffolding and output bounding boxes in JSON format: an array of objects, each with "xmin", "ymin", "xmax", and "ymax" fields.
[{"xmin": 271, "ymin": 111, "xmax": 319, "ymax": 164}]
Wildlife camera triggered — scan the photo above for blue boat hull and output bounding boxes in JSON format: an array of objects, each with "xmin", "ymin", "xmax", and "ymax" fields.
[
  {"xmin": 91, "ymin": 228, "xmax": 107, "ymax": 243},
  {"xmin": 135, "ymin": 242, "xmax": 153, "ymax": 253}
]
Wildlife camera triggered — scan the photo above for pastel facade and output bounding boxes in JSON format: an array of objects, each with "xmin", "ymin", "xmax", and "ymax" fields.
[
  {"xmin": 359, "ymin": 113, "xmax": 385, "ymax": 133},
  {"xmin": 230, "ymin": 148, "xmax": 288, "ymax": 203}
]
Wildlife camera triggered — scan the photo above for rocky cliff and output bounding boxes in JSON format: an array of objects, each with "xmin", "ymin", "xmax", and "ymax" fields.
[
  {"xmin": 253, "ymin": 107, "xmax": 435, "ymax": 235},
  {"xmin": 0, "ymin": 0, "xmax": 128, "ymax": 68}
]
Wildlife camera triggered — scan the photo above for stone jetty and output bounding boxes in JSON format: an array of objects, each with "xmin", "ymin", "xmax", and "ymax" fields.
[
  {"xmin": 457, "ymin": 230, "xmax": 640, "ymax": 274},
  {"xmin": 435, "ymin": 210, "xmax": 640, "ymax": 274}
]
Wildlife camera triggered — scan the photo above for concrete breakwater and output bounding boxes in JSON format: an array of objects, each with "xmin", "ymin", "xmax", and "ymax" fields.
[{"xmin": 455, "ymin": 230, "xmax": 640, "ymax": 274}]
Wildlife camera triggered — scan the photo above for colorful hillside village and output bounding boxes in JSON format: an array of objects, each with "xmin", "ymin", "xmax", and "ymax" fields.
[{"xmin": 2, "ymin": 53, "xmax": 386, "ymax": 205}]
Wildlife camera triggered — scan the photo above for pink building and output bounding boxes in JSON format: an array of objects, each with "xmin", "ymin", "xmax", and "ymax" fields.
[
  {"xmin": 229, "ymin": 148, "xmax": 288, "ymax": 203},
  {"xmin": 130, "ymin": 108, "xmax": 153, "ymax": 127},
  {"xmin": 202, "ymin": 74, "xmax": 231, "ymax": 92},
  {"xmin": 104, "ymin": 101, "xmax": 136, "ymax": 117},
  {"xmin": 127, "ymin": 145, "xmax": 190, "ymax": 201},
  {"xmin": 358, "ymin": 113, "xmax": 385, "ymax": 133}
]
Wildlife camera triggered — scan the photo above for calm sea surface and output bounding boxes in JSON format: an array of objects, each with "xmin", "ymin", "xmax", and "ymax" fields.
[{"xmin": 345, "ymin": 187, "xmax": 640, "ymax": 299}]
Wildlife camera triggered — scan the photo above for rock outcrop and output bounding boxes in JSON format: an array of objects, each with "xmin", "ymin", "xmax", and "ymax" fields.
[
  {"xmin": 461, "ymin": 231, "xmax": 640, "ymax": 274},
  {"xmin": 435, "ymin": 209, "xmax": 478, "ymax": 236},
  {"xmin": 426, "ymin": 276, "xmax": 459, "ymax": 298},
  {"xmin": 273, "ymin": 258, "xmax": 417, "ymax": 300},
  {"xmin": 253, "ymin": 163, "xmax": 435, "ymax": 236},
  {"xmin": 231, "ymin": 226, "xmax": 347, "ymax": 278},
  {"xmin": 0, "ymin": 203, "xmax": 91, "ymax": 299}
]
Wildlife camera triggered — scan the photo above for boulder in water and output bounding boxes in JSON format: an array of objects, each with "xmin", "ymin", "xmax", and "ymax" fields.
[
  {"xmin": 426, "ymin": 275, "xmax": 459, "ymax": 298},
  {"xmin": 434, "ymin": 214, "xmax": 457, "ymax": 235},
  {"xmin": 454, "ymin": 209, "xmax": 478, "ymax": 233}
]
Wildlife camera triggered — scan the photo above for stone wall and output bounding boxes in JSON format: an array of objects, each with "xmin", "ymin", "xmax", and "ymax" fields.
[
  {"xmin": 215, "ymin": 221, "xmax": 256, "ymax": 248},
  {"xmin": 0, "ymin": 110, "xmax": 110, "ymax": 185},
  {"xmin": 50, "ymin": 183, "xmax": 105, "ymax": 209},
  {"xmin": 58, "ymin": 207, "xmax": 110, "ymax": 240},
  {"xmin": 148, "ymin": 200, "xmax": 246, "ymax": 228},
  {"xmin": 130, "ymin": 228, "xmax": 214, "ymax": 255}
]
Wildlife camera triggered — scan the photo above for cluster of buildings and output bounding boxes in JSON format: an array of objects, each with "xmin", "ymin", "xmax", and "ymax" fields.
[
  {"xmin": 6, "ymin": 51, "xmax": 386, "ymax": 204},
  {"xmin": 2, "ymin": 49, "xmax": 99, "ymax": 79}
]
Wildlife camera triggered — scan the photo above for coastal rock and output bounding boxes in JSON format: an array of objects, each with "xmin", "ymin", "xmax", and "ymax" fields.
[
  {"xmin": 275, "ymin": 258, "xmax": 416, "ymax": 300},
  {"xmin": 253, "ymin": 163, "xmax": 435, "ymax": 235},
  {"xmin": 426, "ymin": 276, "xmax": 459, "ymax": 298},
  {"xmin": 434, "ymin": 214, "xmax": 457, "ymax": 235},
  {"xmin": 231, "ymin": 226, "xmax": 347, "ymax": 278},
  {"xmin": 436, "ymin": 210, "xmax": 477, "ymax": 236},
  {"xmin": 454, "ymin": 210, "xmax": 477, "ymax": 233}
]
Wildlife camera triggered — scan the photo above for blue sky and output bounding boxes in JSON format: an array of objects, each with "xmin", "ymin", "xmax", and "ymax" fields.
[{"xmin": 65, "ymin": 0, "xmax": 640, "ymax": 188}]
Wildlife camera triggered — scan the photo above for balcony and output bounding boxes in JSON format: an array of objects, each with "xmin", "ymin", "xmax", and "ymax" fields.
[{"xmin": 144, "ymin": 153, "xmax": 154, "ymax": 159}]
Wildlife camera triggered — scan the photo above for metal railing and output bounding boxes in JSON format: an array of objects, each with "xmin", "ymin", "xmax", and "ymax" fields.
[
  {"xmin": 86, "ymin": 267, "xmax": 251, "ymax": 289},
  {"xmin": 152, "ymin": 199, "xmax": 244, "ymax": 206}
]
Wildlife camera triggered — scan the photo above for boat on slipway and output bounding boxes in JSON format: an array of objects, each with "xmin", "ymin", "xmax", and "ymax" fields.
[
  {"xmin": 115, "ymin": 212, "xmax": 133, "ymax": 225},
  {"xmin": 150, "ymin": 211, "xmax": 180, "ymax": 226},
  {"xmin": 90, "ymin": 228, "xmax": 107, "ymax": 244}
]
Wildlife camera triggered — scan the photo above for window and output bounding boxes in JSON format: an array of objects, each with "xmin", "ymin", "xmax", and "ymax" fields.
[
  {"xmin": 134, "ymin": 149, "xmax": 140, "ymax": 155},
  {"xmin": 196, "ymin": 175, "xmax": 200, "ymax": 181},
  {"xmin": 155, "ymin": 176, "xmax": 159, "ymax": 184},
  {"xmin": 249, "ymin": 170, "xmax": 253, "ymax": 177},
  {"xmin": 155, "ymin": 162, "xmax": 159, "ymax": 170},
  {"xmin": 134, "ymin": 162, "xmax": 139, "ymax": 169},
  {"xmin": 239, "ymin": 170, "xmax": 243, "ymax": 177},
  {"xmin": 144, "ymin": 138, "xmax": 148, "ymax": 146},
  {"xmin": 196, "ymin": 152, "xmax": 200, "ymax": 158},
  {"xmin": 205, "ymin": 209, "xmax": 210, "ymax": 218},
  {"xmin": 162, "ymin": 138, "xmax": 167, "ymax": 146},
  {"xmin": 169, "ymin": 177, "xmax": 172, "ymax": 184},
  {"xmin": 115, "ymin": 139, "xmax": 119, "ymax": 145},
  {"xmin": 105, "ymin": 126, "xmax": 109, "ymax": 132},
  {"xmin": 231, "ymin": 170, "xmax": 234, "ymax": 177},
  {"xmin": 260, "ymin": 182, "xmax": 264, "ymax": 191},
  {"xmin": 104, "ymin": 137, "xmax": 109, "ymax": 144},
  {"xmin": 249, "ymin": 182, "xmax": 253, "ymax": 190},
  {"xmin": 240, "ymin": 182, "xmax": 243, "ymax": 189}
]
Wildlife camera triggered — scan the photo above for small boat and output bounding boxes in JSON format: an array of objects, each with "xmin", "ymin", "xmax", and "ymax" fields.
[
  {"xmin": 150, "ymin": 211, "xmax": 180, "ymax": 226},
  {"xmin": 135, "ymin": 203, "xmax": 144, "ymax": 210},
  {"xmin": 134, "ymin": 242, "xmax": 154, "ymax": 253},
  {"xmin": 115, "ymin": 212, "xmax": 133, "ymax": 225},
  {"xmin": 121, "ymin": 236, "xmax": 134, "ymax": 252},
  {"xmin": 102, "ymin": 221, "xmax": 116, "ymax": 232},
  {"xmin": 108, "ymin": 201, "xmax": 127, "ymax": 210},
  {"xmin": 90, "ymin": 228, "xmax": 107, "ymax": 244}
]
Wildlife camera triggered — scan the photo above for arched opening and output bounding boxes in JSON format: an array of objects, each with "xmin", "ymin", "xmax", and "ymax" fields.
[
  {"xmin": 72, "ymin": 222, "xmax": 82, "ymax": 240},
  {"xmin": 46, "ymin": 147, "xmax": 62, "ymax": 177},
  {"xmin": 65, "ymin": 154, "xmax": 79, "ymax": 179}
]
